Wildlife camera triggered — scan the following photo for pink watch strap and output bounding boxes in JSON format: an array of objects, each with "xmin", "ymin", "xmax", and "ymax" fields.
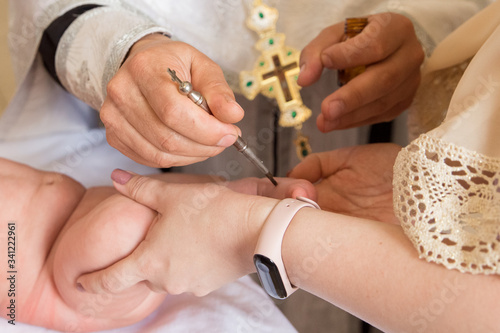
[{"xmin": 254, "ymin": 197, "xmax": 320, "ymax": 296}]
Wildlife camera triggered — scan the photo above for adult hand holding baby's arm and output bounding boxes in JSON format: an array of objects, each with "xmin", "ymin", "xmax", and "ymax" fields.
[
  {"xmin": 76, "ymin": 171, "xmax": 315, "ymax": 296},
  {"xmin": 100, "ymin": 34, "xmax": 244, "ymax": 168}
]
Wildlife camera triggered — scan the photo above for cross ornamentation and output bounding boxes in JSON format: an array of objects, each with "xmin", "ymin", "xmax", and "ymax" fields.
[{"xmin": 239, "ymin": 0, "xmax": 312, "ymax": 137}]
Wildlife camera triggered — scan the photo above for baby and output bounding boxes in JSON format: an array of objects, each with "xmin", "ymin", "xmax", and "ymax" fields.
[
  {"xmin": 0, "ymin": 157, "xmax": 314, "ymax": 332},
  {"xmin": 0, "ymin": 157, "xmax": 165, "ymax": 331}
]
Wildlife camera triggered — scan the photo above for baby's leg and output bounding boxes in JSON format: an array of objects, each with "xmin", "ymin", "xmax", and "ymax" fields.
[{"xmin": 51, "ymin": 188, "xmax": 165, "ymax": 331}]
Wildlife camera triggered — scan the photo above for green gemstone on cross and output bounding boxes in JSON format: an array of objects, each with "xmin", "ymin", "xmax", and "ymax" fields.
[
  {"xmin": 302, "ymin": 149, "xmax": 309, "ymax": 157},
  {"xmin": 269, "ymin": 39, "xmax": 274, "ymax": 45},
  {"xmin": 246, "ymin": 81, "xmax": 253, "ymax": 87},
  {"xmin": 269, "ymin": 86, "xmax": 273, "ymax": 92},
  {"xmin": 287, "ymin": 51, "xmax": 292, "ymax": 56},
  {"xmin": 291, "ymin": 111, "xmax": 297, "ymax": 118},
  {"xmin": 259, "ymin": 12, "xmax": 264, "ymax": 19},
  {"xmin": 259, "ymin": 61, "xmax": 265, "ymax": 67}
]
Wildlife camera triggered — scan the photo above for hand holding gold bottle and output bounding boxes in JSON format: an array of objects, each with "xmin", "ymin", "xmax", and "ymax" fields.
[{"xmin": 337, "ymin": 17, "xmax": 369, "ymax": 86}]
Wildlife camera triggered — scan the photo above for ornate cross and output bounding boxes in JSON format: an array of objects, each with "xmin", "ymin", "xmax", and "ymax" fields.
[
  {"xmin": 240, "ymin": 0, "xmax": 312, "ymax": 158},
  {"xmin": 262, "ymin": 54, "xmax": 297, "ymax": 103}
]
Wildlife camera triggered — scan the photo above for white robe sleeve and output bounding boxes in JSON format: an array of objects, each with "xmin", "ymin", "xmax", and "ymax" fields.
[
  {"xmin": 372, "ymin": 0, "xmax": 493, "ymax": 56},
  {"xmin": 55, "ymin": 4, "xmax": 170, "ymax": 110},
  {"xmin": 8, "ymin": 0, "xmax": 170, "ymax": 111}
]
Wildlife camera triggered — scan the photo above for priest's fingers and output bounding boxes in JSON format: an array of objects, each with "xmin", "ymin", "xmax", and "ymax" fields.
[
  {"xmin": 108, "ymin": 63, "xmax": 240, "ymax": 149},
  {"xmin": 298, "ymin": 22, "xmax": 344, "ymax": 87},
  {"xmin": 102, "ymin": 99, "xmax": 226, "ymax": 167},
  {"xmin": 104, "ymin": 35, "xmax": 243, "ymax": 166},
  {"xmin": 102, "ymin": 91, "xmax": 236, "ymax": 161},
  {"xmin": 321, "ymin": 13, "xmax": 421, "ymax": 70},
  {"xmin": 136, "ymin": 57, "xmax": 244, "ymax": 147},
  {"xmin": 316, "ymin": 35, "xmax": 422, "ymax": 132},
  {"xmin": 190, "ymin": 54, "xmax": 245, "ymax": 124},
  {"xmin": 319, "ymin": 91, "xmax": 414, "ymax": 132},
  {"xmin": 124, "ymin": 35, "xmax": 244, "ymax": 125}
]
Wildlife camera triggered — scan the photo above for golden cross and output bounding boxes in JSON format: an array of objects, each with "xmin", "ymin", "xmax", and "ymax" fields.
[
  {"xmin": 262, "ymin": 54, "xmax": 298, "ymax": 103},
  {"xmin": 239, "ymin": 1, "xmax": 311, "ymax": 129},
  {"xmin": 239, "ymin": 1, "xmax": 312, "ymax": 159}
]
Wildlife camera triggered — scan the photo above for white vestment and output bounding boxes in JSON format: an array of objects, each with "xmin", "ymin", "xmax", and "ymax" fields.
[
  {"xmin": 0, "ymin": 0, "xmax": 493, "ymax": 331},
  {"xmin": 2, "ymin": 0, "xmax": 491, "ymax": 178}
]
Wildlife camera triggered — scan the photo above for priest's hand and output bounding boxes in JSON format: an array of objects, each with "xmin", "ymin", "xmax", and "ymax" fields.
[
  {"xmin": 75, "ymin": 171, "xmax": 316, "ymax": 296},
  {"xmin": 297, "ymin": 12, "xmax": 424, "ymax": 132},
  {"xmin": 100, "ymin": 34, "xmax": 244, "ymax": 168},
  {"xmin": 288, "ymin": 143, "xmax": 401, "ymax": 224}
]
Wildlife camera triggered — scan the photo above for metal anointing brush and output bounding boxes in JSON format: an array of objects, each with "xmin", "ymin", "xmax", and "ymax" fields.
[{"xmin": 167, "ymin": 68, "xmax": 278, "ymax": 186}]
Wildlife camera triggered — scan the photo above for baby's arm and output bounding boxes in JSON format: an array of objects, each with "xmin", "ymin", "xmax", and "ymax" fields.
[{"xmin": 50, "ymin": 188, "xmax": 166, "ymax": 332}]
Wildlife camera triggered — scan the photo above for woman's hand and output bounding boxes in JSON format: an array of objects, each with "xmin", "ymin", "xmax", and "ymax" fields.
[
  {"xmin": 75, "ymin": 172, "xmax": 315, "ymax": 296},
  {"xmin": 288, "ymin": 144, "xmax": 401, "ymax": 224}
]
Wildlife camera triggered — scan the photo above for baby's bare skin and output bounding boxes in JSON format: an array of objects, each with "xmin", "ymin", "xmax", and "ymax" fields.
[
  {"xmin": 0, "ymin": 158, "xmax": 165, "ymax": 331},
  {"xmin": 0, "ymin": 158, "xmax": 315, "ymax": 331}
]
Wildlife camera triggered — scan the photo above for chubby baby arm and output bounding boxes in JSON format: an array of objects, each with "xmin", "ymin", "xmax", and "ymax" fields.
[{"xmin": 51, "ymin": 188, "xmax": 166, "ymax": 332}]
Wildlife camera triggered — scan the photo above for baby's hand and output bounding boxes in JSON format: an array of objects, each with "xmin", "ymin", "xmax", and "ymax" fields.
[{"xmin": 226, "ymin": 176, "xmax": 317, "ymax": 201}]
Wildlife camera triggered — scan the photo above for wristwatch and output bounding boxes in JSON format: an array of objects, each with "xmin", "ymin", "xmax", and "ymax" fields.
[{"xmin": 253, "ymin": 197, "xmax": 320, "ymax": 299}]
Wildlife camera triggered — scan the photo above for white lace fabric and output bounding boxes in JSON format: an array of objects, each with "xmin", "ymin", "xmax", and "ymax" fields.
[
  {"xmin": 398, "ymin": 1, "xmax": 500, "ymax": 275},
  {"xmin": 394, "ymin": 134, "xmax": 500, "ymax": 274},
  {"xmin": 407, "ymin": 60, "xmax": 470, "ymax": 140}
]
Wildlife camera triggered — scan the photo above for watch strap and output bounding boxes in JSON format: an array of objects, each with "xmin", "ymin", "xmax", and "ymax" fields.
[{"xmin": 254, "ymin": 197, "xmax": 320, "ymax": 299}]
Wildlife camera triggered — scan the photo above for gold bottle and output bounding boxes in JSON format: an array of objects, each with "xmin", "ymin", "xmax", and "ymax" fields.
[{"xmin": 337, "ymin": 17, "xmax": 369, "ymax": 86}]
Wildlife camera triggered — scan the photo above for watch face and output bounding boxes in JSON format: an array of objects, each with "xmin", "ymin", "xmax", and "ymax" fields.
[{"xmin": 253, "ymin": 254, "xmax": 288, "ymax": 299}]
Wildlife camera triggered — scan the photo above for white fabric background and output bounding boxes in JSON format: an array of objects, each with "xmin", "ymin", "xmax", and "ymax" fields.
[{"xmin": 0, "ymin": 0, "xmax": 494, "ymax": 331}]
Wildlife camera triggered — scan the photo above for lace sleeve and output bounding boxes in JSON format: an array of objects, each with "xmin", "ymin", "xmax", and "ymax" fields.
[
  {"xmin": 393, "ymin": 134, "xmax": 500, "ymax": 275},
  {"xmin": 406, "ymin": 59, "xmax": 471, "ymax": 141}
]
